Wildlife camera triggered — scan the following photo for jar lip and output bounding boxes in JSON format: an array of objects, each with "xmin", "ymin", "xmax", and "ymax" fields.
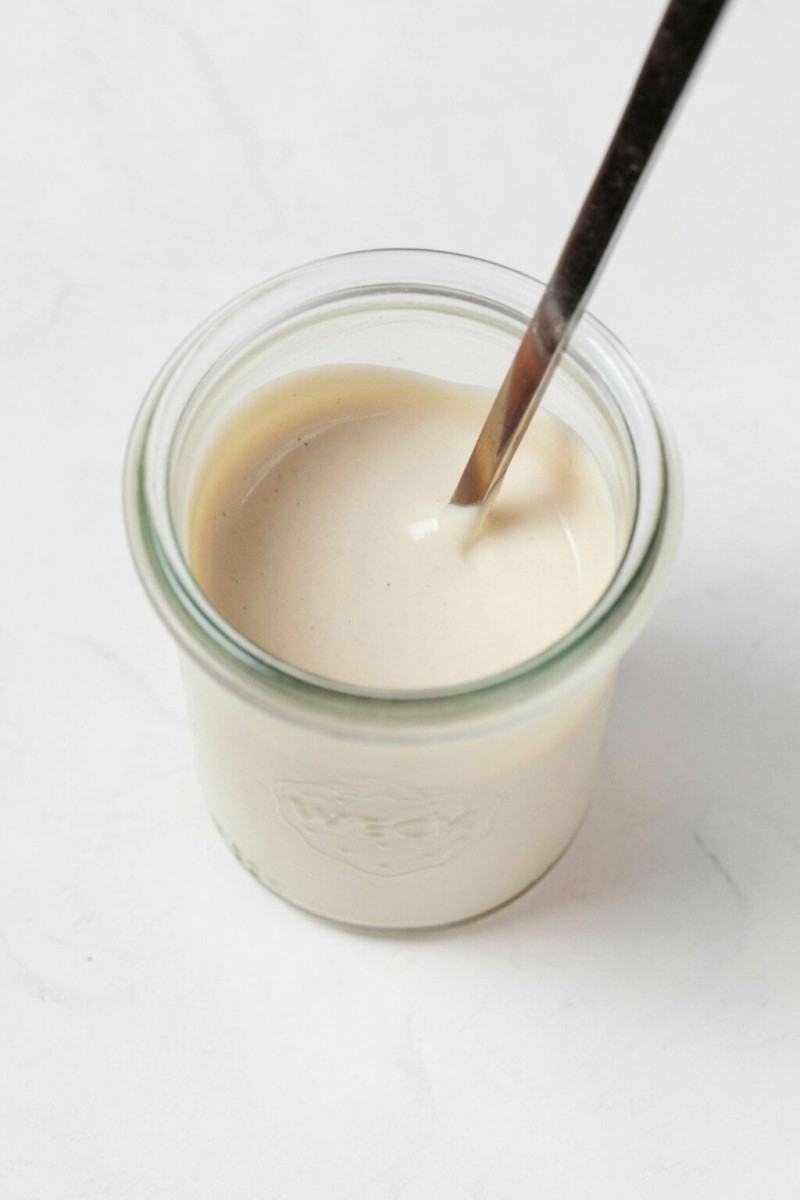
[{"xmin": 124, "ymin": 248, "xmax": 680, "ymax": 729}]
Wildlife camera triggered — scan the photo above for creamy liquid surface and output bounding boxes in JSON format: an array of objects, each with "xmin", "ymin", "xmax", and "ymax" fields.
[{"xmin": 189, "ymin": 365, "xmax": 618, "ymax": 689}]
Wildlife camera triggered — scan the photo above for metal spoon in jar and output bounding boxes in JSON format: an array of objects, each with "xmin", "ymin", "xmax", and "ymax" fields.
[{"xmin": 451, "ymin": 0, "xmax": 730, "ymax": 512}]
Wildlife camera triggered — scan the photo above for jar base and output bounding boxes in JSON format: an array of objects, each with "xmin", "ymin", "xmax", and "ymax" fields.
[{"xmin": 214, "ymin": 813, "xmax": 586, "ymax": 934}]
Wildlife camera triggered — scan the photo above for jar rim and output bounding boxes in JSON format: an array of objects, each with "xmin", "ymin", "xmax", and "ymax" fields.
[{"xmin": 124, "ymin": 248, "xmax": 680, "ymax": 732}]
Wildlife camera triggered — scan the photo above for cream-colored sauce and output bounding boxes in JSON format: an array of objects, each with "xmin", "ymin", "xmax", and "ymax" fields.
[{"xmin": 189, "ymin": 364, "xmax": 617, "ymax": 690}]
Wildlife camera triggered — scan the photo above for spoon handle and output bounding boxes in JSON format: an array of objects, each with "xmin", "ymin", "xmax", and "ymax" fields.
[{"xmin": 451, "ymin": 0, "xmax": 730, "ymax": 508}]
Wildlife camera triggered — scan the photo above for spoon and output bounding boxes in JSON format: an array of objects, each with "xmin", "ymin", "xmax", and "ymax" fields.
[{"xmin": 451, "ymin": 0, "xmax": 730, "ymax": 510}]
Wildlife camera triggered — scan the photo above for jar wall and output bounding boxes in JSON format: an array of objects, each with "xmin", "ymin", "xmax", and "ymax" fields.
[{"xmin": 181, "ymin": 653, "xmax": 617, "ymax": 928}]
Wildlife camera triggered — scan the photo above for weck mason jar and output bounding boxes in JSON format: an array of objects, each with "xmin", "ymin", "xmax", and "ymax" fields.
[{"xmin": 124, "ymin": 249, "xmax": 680, "ymax": 930}]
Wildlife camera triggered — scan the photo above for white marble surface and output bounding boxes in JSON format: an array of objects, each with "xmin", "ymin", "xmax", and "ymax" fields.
[{"xmin": 2, "ymin": 0, "xmax": 799, "ymax": 1195}]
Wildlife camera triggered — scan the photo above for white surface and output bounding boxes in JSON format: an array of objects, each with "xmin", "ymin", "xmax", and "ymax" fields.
[{"xmin": 1, "ymin": 0, "xmax": 798, "ymax": 1195}]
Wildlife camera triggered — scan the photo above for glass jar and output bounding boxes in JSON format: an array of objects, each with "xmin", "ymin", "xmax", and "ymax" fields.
[{"xmin": 124, "ymin": 249, "xmax": 680, "ymax": 930}]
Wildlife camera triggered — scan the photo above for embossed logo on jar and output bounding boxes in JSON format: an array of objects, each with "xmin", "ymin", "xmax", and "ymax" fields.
[{"xmin": 270, "ymin": 777, "xmax": 499, "ymax": 876}]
